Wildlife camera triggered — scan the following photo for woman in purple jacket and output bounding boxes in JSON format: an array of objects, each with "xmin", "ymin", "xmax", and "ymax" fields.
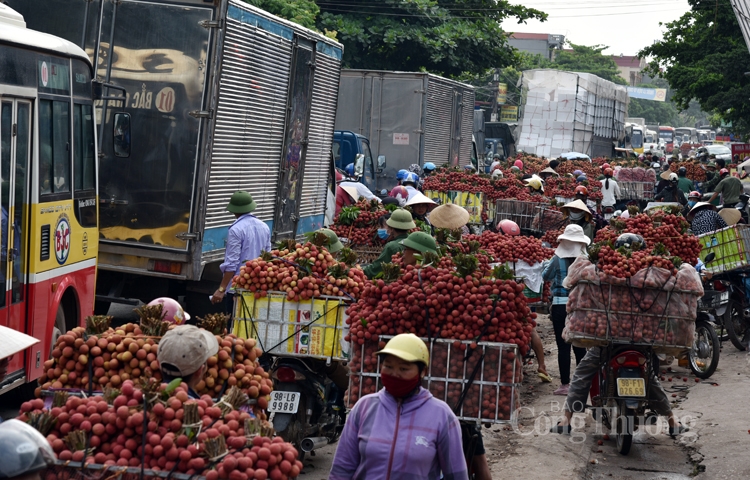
[{"xmin": 330, "ymin": 334, "xmax": 469, "ymax": 480}]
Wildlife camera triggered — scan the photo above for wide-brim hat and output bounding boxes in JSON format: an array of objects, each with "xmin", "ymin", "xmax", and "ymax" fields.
[
  {"xmin": 540, "ymin": 167, "xmax": 559, "ymax": 176},
  {"xmin": 555, "ymin": 224, "xmax": 590, "ymax": 258},
  {"xmin": 386, "ymin": 208, "xmax": 417, "ymax": 230},
  {"xmin": 557, "ymin": 224, "xmax": 591, "ymax": 246},
  {"xmin": 429, "ymin": 204, "xmax": 470, "ymax": 230},
  {"xmin": 687, "ymin": 202, "xmax": 715, "ymax": 221},
  {"xmin": 561, "ymin": 199, "xmax": 591, "ymax": 220},
  {"xmin": 227, "ymin": 191, "xmax": 257, "ymax": 214},
  {"xmin": 400, "ymin": 231, "xmax": 438, "ymax": 255},
  {"xmin": 719, "ymin": 208, "xmax": 742, "ymax": 226},
  {"xmin": 659, "ymin": 170, "xmax": 673, "ymax": 181},
  {"xmin": 318, "ymin": 228, "xmax": 344, "ymax": 253},
  {"xmin": 341, "ymin": 186, "xmax": 359, "ymax": 201},
  {"xmin": 405, "ymin": 192, "xmax": 437, "ymax": 210}
]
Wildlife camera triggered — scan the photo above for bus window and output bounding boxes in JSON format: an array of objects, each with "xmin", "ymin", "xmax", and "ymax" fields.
[
  {"xmin": 0, "ymin": 102, "xmax": 10, "ymax": 308},
  {"xmin": 12, "ymin": 102, "xmax": 31, "ymax": 304},
  {"xmin": 74, "ymin": 104, "xmax": 95, "ymax": 191},
  {"xmin": 39, "ymin": 99, "xmax": 71, "ymax": 195}
]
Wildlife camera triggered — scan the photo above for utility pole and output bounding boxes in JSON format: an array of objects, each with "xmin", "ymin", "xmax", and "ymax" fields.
[{"xmin": 491, "ymin": 68, "xmax": 499, "ymax": 122}]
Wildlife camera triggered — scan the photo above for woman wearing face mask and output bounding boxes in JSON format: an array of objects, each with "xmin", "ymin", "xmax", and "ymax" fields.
[
  {"xmin": 364, "ymin": 209, "xmax": 416, "ymax": 279},
  {"xmin": 330, "ymin": 334, "xmax": 468, "ymax": 480},
  {"xmin": 683, "ymin": 191, "xmax": 702, "ymax": 217},
  {"xmin": 561, "ymin": 199, "xmax": 594, "ymax": 243}
]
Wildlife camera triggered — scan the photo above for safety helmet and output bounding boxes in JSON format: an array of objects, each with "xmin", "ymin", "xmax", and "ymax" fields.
[
  {"xmin": 396, "ymin": 169, "xmax": 409, "ymax": 181},
  {"xmin": 510, "ymin": 165, "xmax": 520, "ymax": 173},
  {"xmin": 678, "ymin": 166, "xmax": 687, "ymax": 177},
  {"xmin": 574, "ymin": 185, "xmax": 589, "ymax": 197},
  {"xmin": 491, "ymin": 169, "xmax": 503, "ymax": 179},
  {"xmin": 499, "ymin": 219, "xmax": 521, "ymax": 236},
  {"xmin": 316, "ymin": 228, "xmax": 344, "ymax": 253},
  {"xmin": 147, "ymin": 297, "xmax": 190, "ymax": 324},
  {"xmin": 688, "ymin": 190, "xmax": 701, "ymax": 200},
  {"xmin": 389, "ymin": 186, "xmax": 409, "ymax": 206},
  {"xmin": 524, "ymin": 176, "xmax": 544, "ymax": 192},
  {"xmin": 408, "ymin": 164, "xmax": 424, "ymax": 177},
  {"xmin": 669, "ymin": 172, "xmax": 678, "ymax": 182},
  {"xmin": 514, "ymin": 160, "xmax": 524, "ymax": 170},
  {"xmin": 0, "ymin": 419, "xmax": 56, "ymax": 478},
  {"xmin": 604, "ymin": 168, "xmax": 613, "ymax": 176},
  {"xmin": 614, "ymin": 233, "xmax": 647, "ymax": 251},
  {"xmin": 720, "ymin": 168, "xmax": 729, "ymax": 176},
  {"xmin": 376, "ymin": 333, "xmax": 429, "ymax": 366},
  {"xmin": 423, "ymin": 162, "xmax": 436, "ymax": 172},
  {"xmin": 652, "ymin": 162, "xmax": 661, "ymax": 169},
  {"xmin": 602, "ymin": 163, "xmax": 611, "ymax": 170},
  {"xmin": 576, "ymin": 175, "xmax": 587, "ymax": 183},
  {"xmin": 345, "ymin": 163, "xmax": 355, "ymax": 176},
  {"xmin": 400, "ymin": 231, "xmax": 438, "ymax": 255},
  {"xmin": 621, "ymin": 210, "xmax": 630, "ymax": 219},
  {"xmin": 402, "ymin": 172, "xmax": 419, "ymax": 185},
  {"xmin": 573, "ymin": 169, "xmax": 584, "ymax": 176}
]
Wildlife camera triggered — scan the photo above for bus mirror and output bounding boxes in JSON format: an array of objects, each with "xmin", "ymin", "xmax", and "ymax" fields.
[
  {"xmin": 377, "ymin": 155, "xmax": 386, "ymax": 172},
  {"xmin": 113, "ymin": 113, "xmax": 131, "ymax": 158}
]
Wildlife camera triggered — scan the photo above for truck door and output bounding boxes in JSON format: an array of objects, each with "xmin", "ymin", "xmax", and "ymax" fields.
[
  {"xmin": 450, "ymin": 90, "xmax": 464, "ymax": 166},
  {"xmin": 273, "ymin": 40, "xmax": 315, "ymax": 240}
]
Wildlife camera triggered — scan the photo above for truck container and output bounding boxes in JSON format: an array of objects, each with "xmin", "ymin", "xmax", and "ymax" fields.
[
  {"xmin": 515, "ymin": 70, "xmax": 629, "ymax": 159},
  {"xmin": 334, "ymin": 70, "xmax": 475, "ymax": 190},
  {"xmin": 8, "ymin": 0, "xmax": 343, "ymax": 312}
]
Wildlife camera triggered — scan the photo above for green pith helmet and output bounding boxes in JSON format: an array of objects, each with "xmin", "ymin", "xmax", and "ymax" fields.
[
  {"xmin": 317, "ymin": 228, "xmax": 344, "ymax": 253},
  {"xmin": 386, "ymin": 208, "xmax": 416, "ymax": 230},
  {"xmin": 226, "ymin": 191, "xmax": 257, "ymax": 214},
  {"xmin": 401, "ymin": 231, "xmax": 438, "ymax": 255}
]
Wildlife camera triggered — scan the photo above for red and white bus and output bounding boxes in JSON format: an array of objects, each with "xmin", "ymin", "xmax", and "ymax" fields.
[{"xmin": 659, "ymin": 126, "xmax": 675, "ymax": 153}]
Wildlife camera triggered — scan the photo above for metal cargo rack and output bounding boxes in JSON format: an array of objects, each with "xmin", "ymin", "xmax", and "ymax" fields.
[
  {"xmin": 618, "ymin": 181, "xmax": 655, "ymax": 201},
  {"xmin": 42, "ymin": 461, "xmax": 206, "ymax": 480},
  {"xmin": 529, "ymin": 206, "xmax": 566, "ymax": 234},
  {"xmin": 495, "ymin": 199, "xmax": 549, "ymax": 231},
  {"xmin": 350, "ymin": 246, "xmax": 383, "ymax": 266},
  {"xmin": 348, "ymin": 337, "xmax": 521, "ymax": 424}
]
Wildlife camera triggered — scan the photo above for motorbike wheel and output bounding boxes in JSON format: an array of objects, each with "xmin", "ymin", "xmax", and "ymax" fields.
[
  {"xmin": 723, "ymin": 301, "xmax": 748, "ymax": 351},
  {"xmin": 689, "ymin": 320, "xmax": 720, "ymax": 379},
  {"xmin": 615, "ymin": 405, "xmax": 635, "ymax": 456}
]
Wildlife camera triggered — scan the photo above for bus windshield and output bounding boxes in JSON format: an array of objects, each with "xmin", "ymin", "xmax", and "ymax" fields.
[
  {"xmin": 659, "ymin": 130, "xmax": 674, "ymax": 142},
  {"xmin": 631, "ymin": 129, "xmax": 643, "ymax": 148}
]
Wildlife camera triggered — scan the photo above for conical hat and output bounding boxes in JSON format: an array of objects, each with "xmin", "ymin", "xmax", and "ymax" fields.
[
  {"xmin": 429, "ymin": 204, "xmax": 470, "ymax": 229},
  {"xmin": 686, "ymin": 202, "xmax": 714, "ymax": 222},
  {"xmin": 719, "ymin": 208, "xmax": 742, "ymax": 226},
  {"xmin": 561, "ymin": 199, "xmax": 591, "ymax": 216},
  {"xmin": 405, "ymin": 192, "xmax": 437, "ymax": 209},
  {"xmin": 540, "ymin": 167, "xmax": 559, "ymax": 176},
  {"xmin": 341, "ymin": 186, "xmax": 359, "ymax": 201}
]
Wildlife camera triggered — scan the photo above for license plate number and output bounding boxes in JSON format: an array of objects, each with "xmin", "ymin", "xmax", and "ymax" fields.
[
  {"xmin": 268, "ymin": 391, "xmax": 300, "ymax": 413},
  {"xmin": 617, "ymin": 378, "xmax": 646, "ymax": 397}
]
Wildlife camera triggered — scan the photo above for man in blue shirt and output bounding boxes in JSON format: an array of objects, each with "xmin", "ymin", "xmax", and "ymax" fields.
[{"xmin": 211, "ymin": 191, "xmax": 271, "ymax": 307}]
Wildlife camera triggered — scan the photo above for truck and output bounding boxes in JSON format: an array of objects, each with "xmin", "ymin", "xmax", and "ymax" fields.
[
  {"xmin": 484, "ymin": 122, "xmax": 518, "ymax": 164},
  {"xmin": 334, "ymin": 70, "xmax": 475, "ymax": 190},
  {"xmin": 8, "ymin": 0, "xmax": 344, "ymax": 314},
  {"xmin": 515, "ymin": 69, "xmax": 629, "ymax": 159}
]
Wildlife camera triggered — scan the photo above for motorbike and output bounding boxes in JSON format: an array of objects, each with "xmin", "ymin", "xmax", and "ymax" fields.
[
  {"xmin": 589, "ymin": 344, "xmax": 658, "ymax": 455},
  {"xmin": 707, "ymin": 272, "xmax": 750, "ymax": 351},
  {"xmin": 691, "ymin": 259, "xmax": 721, "ymax": 378},
  {"xmin": 602, "ymin": 205, "xmax": 616, "ymax": 221},
  {"xmin": 264, "ymin": 355, "xmax": 346, "ymax": 459}
]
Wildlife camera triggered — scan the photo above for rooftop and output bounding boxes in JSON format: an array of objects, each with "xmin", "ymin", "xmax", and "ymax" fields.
[{"xmin": 612, "ymin": 55, "xmax": 643, "ymax": 68}]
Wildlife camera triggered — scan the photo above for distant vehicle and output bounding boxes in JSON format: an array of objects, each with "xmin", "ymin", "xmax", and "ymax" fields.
[
  {"xmin": 624, "ymin": 123, "xmax": 645, "ymax": 154},
  {"xmin": 698, "ymin": 144, "xmax": 732, "ymax": 161},
  {"xmin": 484, "ymin": 122, "xmax": 517, "ymax": 165},
  {"xmin": 332, "ymin": 131, "xmax": 382, "ymax": 191},
  {"xmin": 645, "ymin": 129, "xmax": 657, "ymax": 144},
  {"xmin": 659, "ymin": 126, "xmax": 676, "ymax": 153},
  {"xmin": 675, "ymin": 127, "xmax": 698, "ymax": 144}
]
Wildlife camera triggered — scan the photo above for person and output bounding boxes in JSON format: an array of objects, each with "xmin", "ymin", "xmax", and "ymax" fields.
[
  {"xmin": 715, "ymin": 157, "xmax": 726, "ymax": 170},
  {"xmin": 405, "ymin": 192, "xmax": 437, "ymax": 223},
  {"xmin": 345, "ymin": 163, "xmax": 356, "ymax": 178},
  {"xmin": 147, "ymin": 297, "xmax": 190, "ymax": 324},
  {"xmin": 375, "ymin": 214, "xmax": 391, "ymax": 243},
  {"xmin": 600, "ymin": 168, "xmax": 620, "ymax": 210},
  {"xmin": 490, "ymin": 154, "xmax": 502, "ymax": 172},
  {"xmin": 514, "ymin": 159, "xmax": 524, "ymax": 171},
  {"xmin": 396, "ymin": 169, "xmax": 409, "ymax": 185},
  {"xmin": 382, "ymin": 196, "xmax": 400, "ymax": 207},
  {"xmin": 340, "ymin": 179, "xmax": 380, "ymax": 203},
  {"xmin": 687, "ymin": 202, "xmax": 728, "ymax": 236},
  {"xmin": 677, "ymin": 166, "xmax": 694, "ymax": 194},
  {"xmin": 0, "ymin": 419, "xmax": 56, "ymax": 480},
  {"xmin": 363, "ymin": 209, "xmax": 415, "ymax": 278},
  {"xmin": 498, "ymin": 219, "xmax": 520, "ymax": 236},
  {"xmin": 551, "ymin": 234, "xmax": 689, "ymax": 437},
  {"xmin": 561, "ymin": 199, "xmax": 594, "ymax": 243},
  {"xmin": 429, "ymin": 203, "xmax": 471, "ymax": 239},
  {"xmin": 683, "ymin": 190, "xmax": 702, "ymax": 217},
  {"xmin": 423, "ymin": 162, "xmax": 437, "ymax": 177},
  {"xmin": 400, "ymin": 231, "xmax": 438, "ymax": 266},
  {"xmin": 158, "ymin": 324, "xmax": 220, "ymax": 398},
  {"xmin": 336, "ymin": 182, "xmax": 358, "ymax": 217},
  {"xmin": 330, "ymin": 334, "xmax": 469, "ymax": 480},
  {"xmin": 317, "ymin": 228, "xmax": 344, "ymax": 254},
  {"xmin": 709, "ymin": 169, "xmax": 743, "ymax": 208},
  {"xmin": 389, "ymin": 185, "xmax": 409, "ymax": 206},
  {"xmin": 548, "ymin": 159, "xmax": 560, "ymax": 171},
  {"xmin": 542, "ymin": 225, "xmax": 590, "ymax": 396},
  {"xmin": 655, "ymin": 173, "xmax": 687, "ymax": 205},
  {"xmin": 539, "ymin": 167, "xmax": 558, "ymax": 181},
  {"xmin": 524, "ymin": 175, "xmax": 544, "ymax": 193},
  {"xmin": 212, "ymin": 192, "xmax": 271, "ymax": 308},
  {"xmin": 576, "ymin": 175, "xmax": 587, "ymax": 184},
  {"xmin": 491, "ymin": 169, "xmax": 503, "ymax": 180},
  {"xmin": 574, "ymin": 185, "xmax": 588, "ymax": 203},
  {"xmin": 509, "ymin": 165, "xmax": 521, "ymax": 175},
  {"xmin": 408, "ymin": 163, "xmax": 424, "ymax": 178},
  {"xmin": 402, "ymin": 172, "xmax": 420, "ymax": 200}
]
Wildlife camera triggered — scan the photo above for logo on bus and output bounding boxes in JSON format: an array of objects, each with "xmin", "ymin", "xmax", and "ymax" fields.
[
  {"xmin": 55, "ymin": 214, "xmax": 71, "ymax": 265},
  {"xmin": 41, "ymin": 62, "xmax": 49, "ymax": 87},
  {"xmin": 156, "ymin": 87, "xmax": 175, "ymax": 113}
]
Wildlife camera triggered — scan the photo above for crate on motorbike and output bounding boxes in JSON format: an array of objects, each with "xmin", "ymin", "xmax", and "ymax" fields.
[
  {"xmin": 530, "ymin": 206, "xmax": 566, "ymax": 234},
  {"xmin": 495, "ymin": 199, "xmax": 549, "ymax": 231},
  {"xmin": 618, "ymin": 181, "xmax": 655, "ymax": 200},
  {"xmin": 350, "ymin": 245, "xmax": 383, "ymax": 266},
  {"xmin": 697, "ymin": 224, "xmax": 750, "ymax": 273},
  {"xmin": 42, "ymin": 461, "xmax": 205, "ymax": 480},
  {"xmin": 348, "ymin": 337, "xmax": 522, "ymax": 424},
  {"xmin": 232, "ymin": 291, "xmax": 349, "ymax": 361},
  {"xmin": 562, "ymin": 258, "xmax": 704, "ymax": 354},
  {"xmin": 425, "ymin": 190, "xmax": 485, "ymax": 224}
]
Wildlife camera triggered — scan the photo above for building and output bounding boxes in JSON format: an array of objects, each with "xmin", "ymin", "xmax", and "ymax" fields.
[
  {"xmin": 612, "ymin": 55, "xmax": 647, "ymax": 86},
  {"xmin": 508, "ymin": 33, "xmax": 565, "ymax": 61}
]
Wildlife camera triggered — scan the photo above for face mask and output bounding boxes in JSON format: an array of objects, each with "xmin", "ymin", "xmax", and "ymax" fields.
[
  {"xmin": 688, "ymin": 200, "xmax": 697, "ymax": 208},
  {"xmin": 569, "ymin": 211, "xmax": 585, "ymax": 221},
  {"xmin": 381, "ymin": 372, "xmax": 421, "ymax": 398},
  {"xmin": 377, "ymin": 229, "xmax": 389, "ymax": 240}
]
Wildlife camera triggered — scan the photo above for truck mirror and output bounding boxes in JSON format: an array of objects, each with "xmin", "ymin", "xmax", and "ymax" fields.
[
  {"xmin": 377, "ymin": 155, "xmax": 386, "ymax": 172},
  {"xmin": 113, "ymin": 113, "xmax": 131, "ymax": 158},
  {"xmin": 354, "ymin": 153, "xmax": 365, "ymax": 177}
]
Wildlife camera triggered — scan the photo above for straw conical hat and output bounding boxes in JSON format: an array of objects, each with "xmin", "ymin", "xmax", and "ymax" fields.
[
  {"xmin": 429, "ymin": 204, "xmax": 470, "ymax": 229},
  {"xmin": 719, "ymin": 208, "xmax": 742, "ymax": 226},
  {"xmin": 686, "ymin": 202, "xmax": 714, "ymax": 222},
  {"xmin": 561, "ymin": 199, "xmax": 591, "ymax": 216},
  {"xmin": 341, "ymin": 186, "xmax": 359, "ymax": 201},
  {"xmin": 405, "ymin": 192, "xmax": 437, "ymax": 209}
]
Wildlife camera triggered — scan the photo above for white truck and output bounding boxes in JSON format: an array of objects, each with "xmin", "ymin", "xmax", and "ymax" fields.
[{"xmin": 515, "ymin": 69, "xmax": 629, "ymax": 158}]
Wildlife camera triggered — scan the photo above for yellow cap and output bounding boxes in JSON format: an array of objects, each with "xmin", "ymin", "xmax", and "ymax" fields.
[{"xmin": 376, "ymin": 333, "xmax": 429, "ymax": 365}]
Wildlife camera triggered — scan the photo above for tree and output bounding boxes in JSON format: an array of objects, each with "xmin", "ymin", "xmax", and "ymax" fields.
[
  {"xmin": 551, "ymin": 43, "xmax": 628, "ymax": 84},
  {"xmin": 315, "ymin": 0, "xmax": 546, "ymax": 78},
  {"xmin": 640, "ymin": 0, "xmax": 750, "ymax": 138},
  {"xmin": 244, "ymin": 0, "xmax": 320, "ymax": 30},
  {"xmin": 627, "ymin": 88, "xmax": 679, "ymax": 126}
]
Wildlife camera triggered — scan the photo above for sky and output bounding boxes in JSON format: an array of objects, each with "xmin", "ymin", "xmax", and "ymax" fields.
[{"xmin": 501, "ymin": 0, "xmax": 692, "ymax": 57}]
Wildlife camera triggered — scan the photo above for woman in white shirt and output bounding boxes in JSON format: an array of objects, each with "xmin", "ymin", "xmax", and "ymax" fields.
[{"xmin": 601, "ymin": 167, "xmax": 621, "ymax": 208}]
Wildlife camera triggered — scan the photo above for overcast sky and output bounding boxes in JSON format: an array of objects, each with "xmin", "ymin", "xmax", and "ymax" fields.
[{"xmin": 501, "ymin": 0, "xmax": 691, "ymax": 57}]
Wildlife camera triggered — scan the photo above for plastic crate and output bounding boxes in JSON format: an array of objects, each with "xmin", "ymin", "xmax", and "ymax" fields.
[
  {"xmin": 698, "ymin": 224, "xmax": 750, "ymax": 273},
  {"xmin": 425, "ymin": 190, "xmax": 484, "ymax": 224},
  {"xmin": 233, "ymin": 291, "xmax": 350, "ymax": 361},
  {"xmin": 348, "ymin": 337, "xmax": 521, "ymax": 424},
  {"xmin": 619, "ymin": 181, "xmax": 655, "ymax": 200},
  {"xmin": 495, "ymin": 199, "xmax": 549, "ymax": 230}
]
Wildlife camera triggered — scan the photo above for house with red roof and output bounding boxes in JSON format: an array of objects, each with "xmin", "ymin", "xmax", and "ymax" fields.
[{"xmin": 612, "ymin": 54, "xmax": 647, "ymax": 85}]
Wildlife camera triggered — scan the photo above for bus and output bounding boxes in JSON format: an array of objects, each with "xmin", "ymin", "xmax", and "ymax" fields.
[
  {"xmin": 675, "ymin": 127, "xmax": 698, "ymax": 144},
  {"xmin": 625, "ymin": 123, "xmax": 645, "ymax": 154},
  {"xmin": 0, "ymin": 5, "xmax": 98, "ymax": 396},
  {"xmin": 659, "ymin": 126, "xmax": 675, "ymax": 153}
]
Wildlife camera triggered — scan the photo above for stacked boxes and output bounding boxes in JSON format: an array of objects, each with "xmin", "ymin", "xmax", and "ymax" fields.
[
  {"xmin": 698, "ymin": 224, "xmax": 750, "ymax": 273},
  {"xmin": 425, "ymin": 190, "xmax": 484, "ymax": 224}
]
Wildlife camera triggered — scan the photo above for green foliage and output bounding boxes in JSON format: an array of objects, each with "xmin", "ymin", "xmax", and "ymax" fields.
[
  {"xmin": 244, "ymin": 0, "xmax": 320, "ymax": 30},
  {"xmin": 640, "ymin": 0, "xmax": 750, "ymax": 139},
  {"xmin": 553, "ymin": 44, "xmax": 628, "ymax": 84},
  {"xmin": 316, "ymin": 0, "xmax": 546, "ymax": 78},
  {"xmin": 627, "ymin": 84, "xmax": 679, "ymax": 126}
]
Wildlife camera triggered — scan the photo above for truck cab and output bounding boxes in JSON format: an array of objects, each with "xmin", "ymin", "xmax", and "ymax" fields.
[{"xmin": 332, "ymin": 130, "xmax": 383, "ymax": 190}]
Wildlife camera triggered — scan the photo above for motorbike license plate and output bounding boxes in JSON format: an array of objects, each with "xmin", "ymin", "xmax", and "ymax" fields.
[
  {"xmin": 268, "ymin": 391, "xmax": 301, "ymax": 414},
  {"xmin": 617, "ymin": 378, "xmax": 646, "ymax": 397}
]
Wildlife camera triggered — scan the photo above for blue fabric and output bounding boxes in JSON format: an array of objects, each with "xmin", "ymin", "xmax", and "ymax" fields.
[
  {"xmin": 542, "ymin": 256, "xmax": 574, "ymax": 302},
  {"xmin": 219, "ymin": 214, "xmax": 271, "ymax": 276}
]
